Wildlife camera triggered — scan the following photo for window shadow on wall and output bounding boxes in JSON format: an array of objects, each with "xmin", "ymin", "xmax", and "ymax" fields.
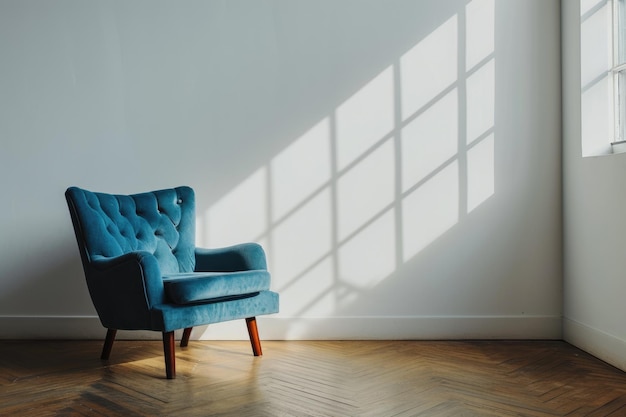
[{"xmin": 196, "ymin": 0, "xmax": 496, "ymax": 336}]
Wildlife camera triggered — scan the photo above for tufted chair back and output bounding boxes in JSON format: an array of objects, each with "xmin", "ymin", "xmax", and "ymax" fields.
[{"xmin": 66, "ymin": 186, "xmax": 196, "ymax": 275}]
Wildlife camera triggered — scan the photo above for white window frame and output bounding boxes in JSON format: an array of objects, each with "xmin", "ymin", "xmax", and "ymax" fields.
[{"xmin": 611, "ymin": 0, "xmax": 626, "ymax": 150}]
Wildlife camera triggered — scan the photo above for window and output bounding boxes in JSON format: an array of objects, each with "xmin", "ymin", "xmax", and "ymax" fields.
[
  {"xmin": 613, "ymin": 0, "xmax": 626, "ymax": 145},
  {"xmin": 579, "ymin": 0, "xmax": 626, "ymax": 156}
]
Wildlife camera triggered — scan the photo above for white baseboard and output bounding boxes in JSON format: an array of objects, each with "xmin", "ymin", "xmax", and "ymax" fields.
[
  {"xmin": 0, "ymin": 315, "xmax": 562, "ymax": 340},
  {"xmin": 563, "ymin": 317, "xmax": 626, "ymax": 372}
]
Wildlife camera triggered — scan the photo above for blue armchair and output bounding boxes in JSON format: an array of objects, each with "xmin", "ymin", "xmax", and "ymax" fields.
[{"xmin": 65, "ymin": 186, "xmax": 279, "ymax": 379}]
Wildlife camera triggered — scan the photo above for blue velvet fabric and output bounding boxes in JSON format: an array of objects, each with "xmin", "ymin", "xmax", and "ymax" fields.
[
  {"xmin": 163, "ymin": 270, "xmax": 270, "ymax": 304},
  {"xmin": 65, "ymin": 186, "xmax": 279, "ymax": 333},
  {"xmin": 152, "ymin": 290, "xmax": 279, "ymax": 332},
  {"xmin": 66, "ymin": 186, "xmax": 196, "ymax": 275},
  {"xmin": 195, "ymin": 243, "xmax": 268, "ymax": 272}
]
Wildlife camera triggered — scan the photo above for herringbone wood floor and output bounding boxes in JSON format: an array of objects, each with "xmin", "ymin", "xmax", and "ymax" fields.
[{"xmin": 1, "ymin": 339, "xmax": 626, "ymax": 416}]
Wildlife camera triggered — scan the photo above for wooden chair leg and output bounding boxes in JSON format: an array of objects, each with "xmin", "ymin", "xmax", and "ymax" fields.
[
  {"xmin": 101, "ymin": 329, "xmax": 117, "ymax": 360},
  {"xmin": 163, "ymin": 331, "xmax": 176, "ymax": 379},
  {"xmin": 245, "ymin": 317, "xmax": 263, "ymax": 356},
  {"xmin": 180, "ymin": 327, "xmax": 192, "ymax": 347}
]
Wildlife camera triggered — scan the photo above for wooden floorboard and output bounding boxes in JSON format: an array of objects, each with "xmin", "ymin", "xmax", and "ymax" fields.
[{"xmin": 1, "ymin": 340, "xmax": 625, "ymax": 416}]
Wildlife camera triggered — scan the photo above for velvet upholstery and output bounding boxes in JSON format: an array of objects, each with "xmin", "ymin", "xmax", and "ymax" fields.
[
  {"xmin": 65, "ymin": 186, "xmax": 279, "ymax": 378},
  {"xmin": 163, "ymin": 270, "xmax": 270, "ymax": 304}
]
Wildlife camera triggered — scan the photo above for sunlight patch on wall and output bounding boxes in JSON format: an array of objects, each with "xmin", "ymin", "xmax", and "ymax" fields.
[
  {"xmin": 400, "ymin": 15, "xmax": 458, "ymax": 120},
  {"xmin": 466, "ymin": 0, "xmax": 495, "ymax": 71},
  {"xmin": 204, "ymin": 167, "xmax": 267, "ymax": 248},
  {"xmin": 278, "ymin": 257, "xmax": 335, "ymax": 317},
  {"xmin": 199, "ymin": 0, "xmax": 496, "ymax": 319},
  {"xmin": 336, "ymin": 67, "xmax": 394, "ymax": 171},
  {"xmin": 467, "ymin": 133, "xmax": 495, "ymax": 213},
  {"xmin": 466, "ymin": 59, "xmax": 495, "ymax": 145},
  {"xmin": 338, "ymin": 209, "xmax": 396, "ymax": 289},
  {"xmin": 271, "ymin": 118, "xmax": 331, "ymax": 222},
  {"xmin": 337, "ymin": 138, "xmax": 395, "ymax": 241},
  {"xmin": 401, "ymin": 89, "xmax": 458, "ymax": 191},
  {"xmin": 465, "ymin": 0, "xmax": 495, "ymax": 212},
  {"xmin": 466, "ymin": 58, "xmax": 495, "ymax": 213},
  {"xmin": 272, "ymin": 188, "xmax": 332, "ymax": 283},
  {"xmin": 402, "ymin": 161, "xmax": 459, "ymax": 261}
]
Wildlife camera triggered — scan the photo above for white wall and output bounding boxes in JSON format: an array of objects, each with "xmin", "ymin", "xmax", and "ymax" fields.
[
  {"xmin": 563, "ymin": 0, "xmax": 626, "ymax": 371},
  {"xmin": 0, "ymin": 0, "xmax": 562, "ymax": 340}
]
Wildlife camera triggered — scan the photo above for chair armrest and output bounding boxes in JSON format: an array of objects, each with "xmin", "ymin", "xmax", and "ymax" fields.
[
  {"xmin": 86, "ymin": 251, "xmax": 165, "ymax": 329},
  {"xmin": 195, "ymin": 243, "xmax": 268, "ymax": 272}
]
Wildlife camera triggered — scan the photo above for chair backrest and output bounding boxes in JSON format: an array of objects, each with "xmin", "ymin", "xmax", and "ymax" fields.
[{"xmin": 66, "ymin": 186, "xmax": 196, "ymax": 274}]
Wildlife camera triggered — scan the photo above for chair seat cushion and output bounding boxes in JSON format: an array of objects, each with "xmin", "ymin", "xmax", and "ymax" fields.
[{"xmin": 162, "ymin": 270, "xmax": 271, "ymax": 305}]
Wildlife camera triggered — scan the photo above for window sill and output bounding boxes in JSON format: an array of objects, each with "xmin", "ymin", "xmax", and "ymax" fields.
[{"xmin": 611, "ymin": 141, "xmax": 626, "ymax": 154}]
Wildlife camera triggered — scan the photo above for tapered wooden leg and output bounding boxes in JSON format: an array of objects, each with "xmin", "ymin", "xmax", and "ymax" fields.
[
  {"xmin": 245, "ymin": 317, "xmax": 262, "ymax": 356},
  {"xmin": 180, "ymin": 327, "xmax": 192, "ymax": 347},
  {"xmin": 163, "ymin": 331, "xmax": 176, "ymax": 379},
  {"xmin": 101, "ymin": 329, "xmax": 117, "ymax": 360}
]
